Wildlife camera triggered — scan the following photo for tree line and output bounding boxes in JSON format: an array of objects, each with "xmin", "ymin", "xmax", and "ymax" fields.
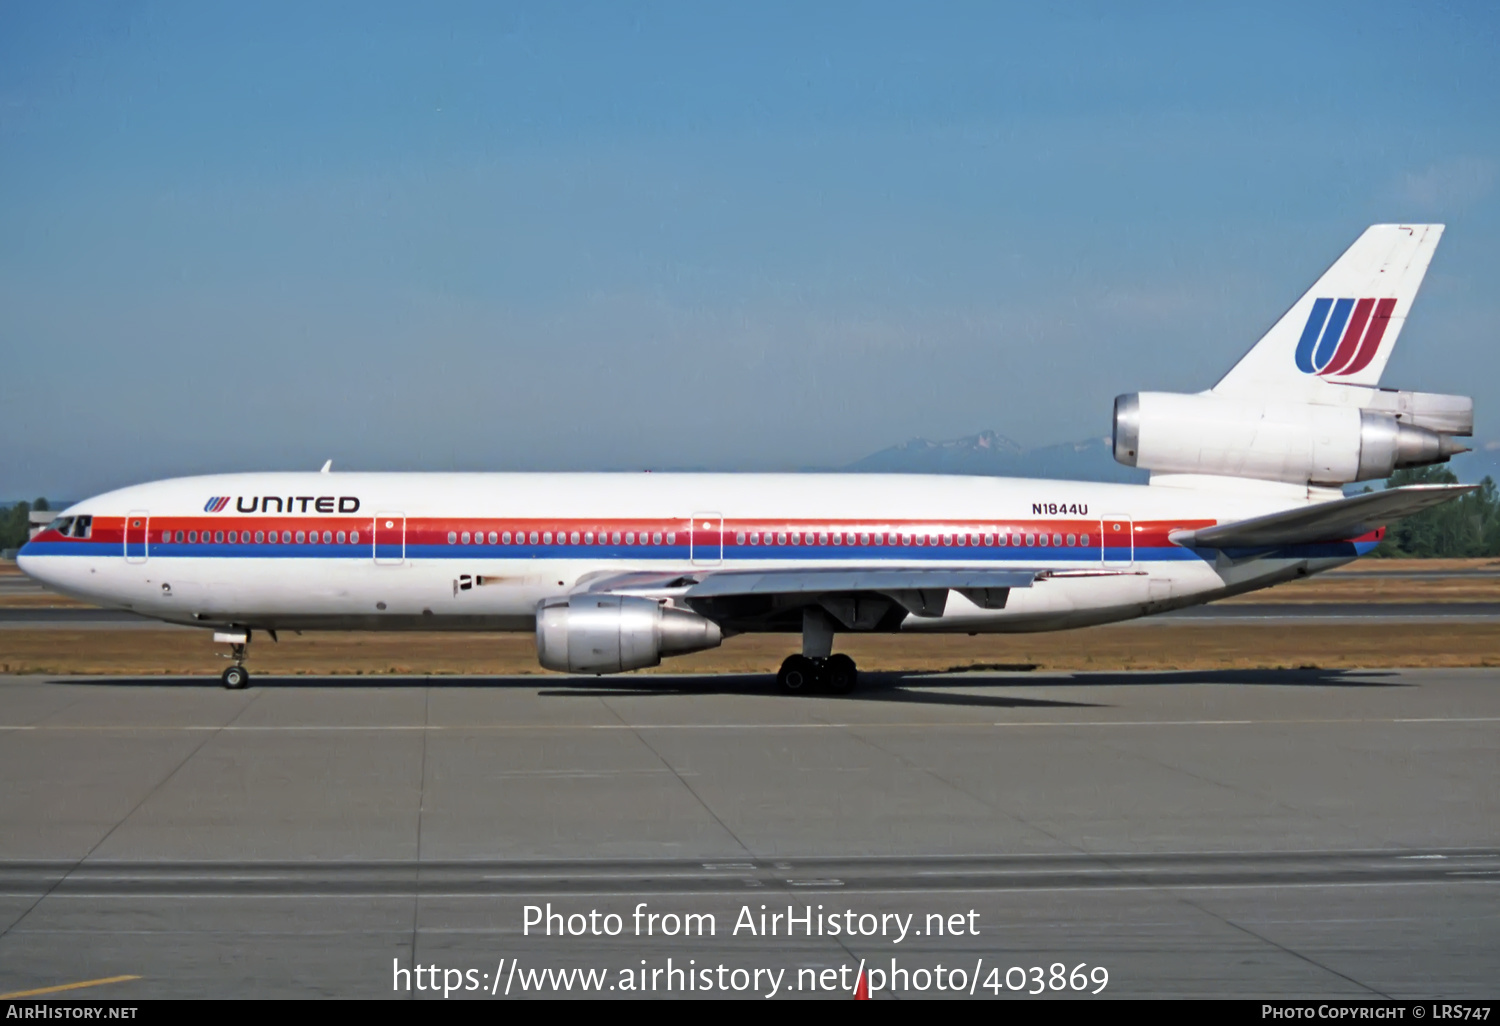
[
  {"xmin": 0, "ymin": 499, "xmax": 50, "ymax": 551},
  {"xmin": 1372, "ymin": 466, "xmax": 1500, "ymax": 558}
]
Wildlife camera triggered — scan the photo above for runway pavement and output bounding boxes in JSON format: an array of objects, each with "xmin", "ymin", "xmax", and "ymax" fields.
[{"xmin": 0, "ymin": 667, "xmax": 1496, "ymax": 999}]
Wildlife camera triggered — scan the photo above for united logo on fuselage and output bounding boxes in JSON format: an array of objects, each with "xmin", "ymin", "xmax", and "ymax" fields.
[
  {"xmin": 203, "ymin": 497, "xmax": 230, "ymax": 513},
  {"xmin": 1294, "ymin": 297, "xmax": 1397, "ymax": 377}
]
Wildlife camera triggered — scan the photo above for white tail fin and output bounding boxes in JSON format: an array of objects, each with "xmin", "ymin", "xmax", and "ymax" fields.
[{"xmin": 1213, "ymin": 224, "xmax": 1443, "ymax": 403}]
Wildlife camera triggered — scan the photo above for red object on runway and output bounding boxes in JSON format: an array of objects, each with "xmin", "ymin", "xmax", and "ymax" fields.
[{"xmin": 854, "ymin": 970, "xmax": 870, "ymax": 1000}]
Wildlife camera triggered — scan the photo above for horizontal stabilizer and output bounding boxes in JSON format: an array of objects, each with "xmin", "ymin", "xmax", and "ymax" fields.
[{"xmin": 1171, "ymin": 484, "xmax": 1473, "ymax": 549}]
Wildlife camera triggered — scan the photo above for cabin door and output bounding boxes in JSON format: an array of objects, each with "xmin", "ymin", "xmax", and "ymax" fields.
[
  {"xmin": 690, "ymin": 513, "xmax": 723, "ymax": 566},
  {"xmin": 124, "ymin": 511, "xmax": 150, "ymax": 564},
  {"xmin": 374, "ymin": 512, "xmax": 406, "ymax": 565},
  {"xmin": 1101, "ymin": 516, "xmax": 1133, "ymax": 566}
]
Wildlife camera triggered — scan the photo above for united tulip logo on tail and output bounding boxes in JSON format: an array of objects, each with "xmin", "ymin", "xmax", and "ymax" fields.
[{"xmin": 1294, "ymin": 297, "xmax": 1397, "ymax": 376}]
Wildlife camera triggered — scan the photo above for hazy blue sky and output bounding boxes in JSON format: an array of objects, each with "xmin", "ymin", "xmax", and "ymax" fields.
[{"xmin": 3, "ymin": 2, "xmax": 1498, "ymax": 497}]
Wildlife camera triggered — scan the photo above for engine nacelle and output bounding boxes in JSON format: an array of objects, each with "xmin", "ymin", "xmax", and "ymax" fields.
[
  {"xmin": 535, "ymin": 594, "xmax": 723, "ymax": 674},
  {"xmin": 1114, "ymin": 391, "xmax": 1469, "ymax": 486}
]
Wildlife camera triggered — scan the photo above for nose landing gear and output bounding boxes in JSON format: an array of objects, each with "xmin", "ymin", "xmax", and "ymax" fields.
[{"xmin": 216, "ymin": 630, "xmax": 252, "ymax": 689}]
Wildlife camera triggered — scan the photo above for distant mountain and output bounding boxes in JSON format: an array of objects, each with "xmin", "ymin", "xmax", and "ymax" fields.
[{"xmin": 841, "ymin": 429, "xmax": 1149, "ymax": 483}]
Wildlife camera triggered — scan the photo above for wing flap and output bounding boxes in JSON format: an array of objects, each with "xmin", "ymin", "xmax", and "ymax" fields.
[{"xmin": 1171, "ymin": 483, "xmax": 1473, "ymax": 549}]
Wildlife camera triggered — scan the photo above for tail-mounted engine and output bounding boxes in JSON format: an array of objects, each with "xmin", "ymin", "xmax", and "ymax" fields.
[
  {"xmin": 535, "ymin": 594, "xmax": 723, "ymax": 674},
  {"xmin": 1113, "ymin": 389, "xmax": 1471, "ymax": 486}
]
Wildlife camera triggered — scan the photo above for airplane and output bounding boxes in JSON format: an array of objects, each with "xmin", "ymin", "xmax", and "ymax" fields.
[{"xmin": 18, "ymin": 224, "xmax": 1475, "ymax": 692}]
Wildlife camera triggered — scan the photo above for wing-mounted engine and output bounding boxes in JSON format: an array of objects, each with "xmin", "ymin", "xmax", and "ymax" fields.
[
  {"xmin": 535, "ymin": 594, "xmax": 722, "ymax": 674},
  {"xmin": 1113, "ymin": 389, "xmax": 1471, "ymax": 487}
]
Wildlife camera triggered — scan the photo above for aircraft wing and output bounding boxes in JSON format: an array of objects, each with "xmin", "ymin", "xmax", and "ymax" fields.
[
  {"xmin": 1170, "ymin": 483, "xmax": 1474, "ymax": 549},
  {"xmin": 572, "ymin": 565, "xmax": 1141, "ymax": 626}
]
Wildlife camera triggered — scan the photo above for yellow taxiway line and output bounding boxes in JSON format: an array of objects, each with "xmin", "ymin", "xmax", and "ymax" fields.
[{"xmin": 0, "ymin": 974, "xmax": 141, "ymax": 999}]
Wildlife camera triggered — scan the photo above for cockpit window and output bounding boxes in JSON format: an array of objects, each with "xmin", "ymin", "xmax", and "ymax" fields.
[
  {"xmin": 71, "ymin": 516, "xmax": 92, "ymax": 538},
  {"xmin": 46, "ymin": 517, "xmax": 74, "ymax": 535}
]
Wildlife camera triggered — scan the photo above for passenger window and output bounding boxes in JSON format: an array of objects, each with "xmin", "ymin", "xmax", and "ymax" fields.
[
  {"xmin": 584, "ymin": 532, "xmax": 593, "ymax": 544},
  {"xmin": 652, "ymin": 532, "xmax": 662, "ymax": 545},
  {"xmin": 818, "ymin": 533, "xmax": 828, "ymax": 546},
  {"xmin": 227, "ymin": 532, "xmax": 237, "ymax": 544},
  {"xmin": 323, "ymin": 531, "xmax": 332, "ymax": 544},
  {"xmin": 350, "ymin": 531, "xmax": 360, "ymax": 544},
  {"xmin": 666, "ymin": 532, "xmax": 675, "ymax": 545},
  {"xmin": 282, "ymin": 531, "xmax": 291, "ymax": 543},
  {"xmin": 1053, "ymin": 533, "xmax": 1063, "ymax": 547},
  {"xmin": 294, "ymin": 531, "xmax": 304, "ymax": 544},
  {"xmin": 775, "ymin": 532, "xmax": 785, "ymax": 545},
  {"xmin": 188, "ymin": 531, "xmax": 197, "ymax": 543},
  {"xmin": 502, "ymin": 531, "xmax": 512, "ymax": 544},
  {"xmin": 539, "ymin": 532, "xmax": 549, "ymax": 545},
  {"xmin": 255, "ymin": 531, "xmax": 265, "ymax": 544},
  {"xmin": 1026, "ymin": 533, "xmax": 1035, "ymax": 546},
  {"xmin": 1081, "ymin": 533, "xmax": 1090, "ymax": 546},
  {"xmin": 211, "ymin": 531, "xmax": 220, "ymax": 543},
  {"xmin": 941, "ymin": 534, "xmax": 951, "ymax": 546},
  {"xmin": 736, "ymin": 532, "xmax": 746, "ymax": 545},
  {"xmin": 487, "ymin": 531, "xmax": 496, "ymax": 544},
  {"xmin": 461, "ymin": 532, "xmax": 471, "ymax": 544},
  {"xmin": 161, "ymin": 531, "xmax": 170, "ymax": 543},
  {"xmin": 983, "ymin": 534, "xmax": 994, "ymax": 547},
  {"xmin": 448, "ymin": 532, "xmax": 457, "ymax": 544},
  {"xmin": 624, "ymin": 532, "xmax": 634, "ymax": 545},
  {"xmin": 790, "ymin": 532, "xmax": 801, "ymax": 545},
  {"xmin": 1067, "ymin": 533, "xmax": 1076, "ymax": 546},
  {"xmin": 611, "ymin": 532, "xmax": 621, "ymax": 545},
  {"xmin": 750, "ymin": 532, "xmax": 760, "ymax": 545},
  {"xmin": 859, "ymin": 533, "xmax": 869, "ymax": 546},
  {"xmin": 338, "ymin": 531, "xmax": 347, "ymax": 544}
]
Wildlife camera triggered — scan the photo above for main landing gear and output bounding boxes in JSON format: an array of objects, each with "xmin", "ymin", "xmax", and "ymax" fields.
[
  {"xmin": 216, "ymin": 629, "xmax": 252, "ymax": 689},
  {"xmin": 776, "ymin": 608, "xmax": 859, "ymax": 696},
  {"xmin": 776, "ymin": 653, "xmax": 858, "ymax": 695}
]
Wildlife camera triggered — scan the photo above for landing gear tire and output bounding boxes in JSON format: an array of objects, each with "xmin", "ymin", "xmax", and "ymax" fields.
[
  {"xmin": 823, "ymin": 654, "xmax": 858, "ymax": 695},
  {"xmin": 777, "ymin": 655, "xmax": 820, "ymax": 695},
  {"xmin": 221, "ymin": 665, "xmax": 250, "ymax": 690}
]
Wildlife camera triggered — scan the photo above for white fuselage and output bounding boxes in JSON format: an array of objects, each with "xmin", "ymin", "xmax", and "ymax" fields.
[{"xmin": 18, "ymin": 471, "xmax": 1367, "ymax": 637}]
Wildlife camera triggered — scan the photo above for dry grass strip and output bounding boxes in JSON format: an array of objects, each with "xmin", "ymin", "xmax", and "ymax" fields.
[{"xmin": 2, "ymin": 622, "xmax": 1497, "ymax": 677}]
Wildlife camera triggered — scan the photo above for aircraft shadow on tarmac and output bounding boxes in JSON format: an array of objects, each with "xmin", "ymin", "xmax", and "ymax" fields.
[
  {"xmin": 49, "ymin": 666, "xmax": 1407, "ymax": 708},
  {"xmin": 538, "ymin": 674, "xmax": 1105, "ymax": 710},
  {"xmin": 931, "ymin": 667, "xmax": 1412, "ymax": 689}
]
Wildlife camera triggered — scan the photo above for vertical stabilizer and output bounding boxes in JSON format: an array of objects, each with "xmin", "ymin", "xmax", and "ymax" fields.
[{"xmin": 1213, "ymin": 224, "xmax": 1443, "ymax": 403}]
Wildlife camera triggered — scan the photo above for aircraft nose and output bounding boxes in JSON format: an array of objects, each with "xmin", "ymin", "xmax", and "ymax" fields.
[{"xmin": 16, "ymin": 539, "xmax": 47, "ymax": 583}]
